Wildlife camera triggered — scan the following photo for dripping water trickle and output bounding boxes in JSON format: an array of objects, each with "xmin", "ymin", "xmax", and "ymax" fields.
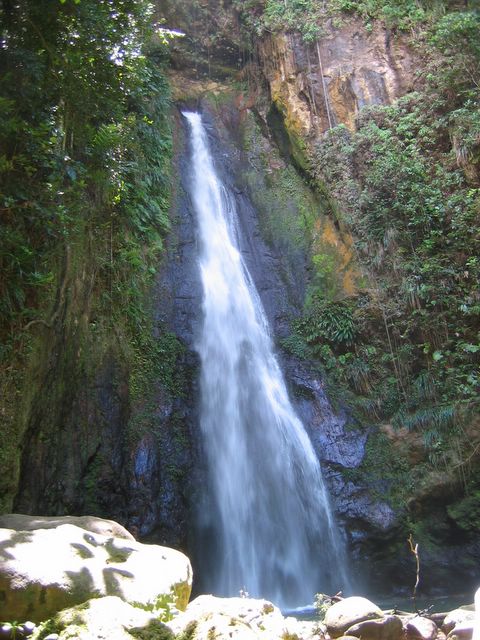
[{"xmin": 183, "ymin": 111, "xmax": 350, "ymax": 608}]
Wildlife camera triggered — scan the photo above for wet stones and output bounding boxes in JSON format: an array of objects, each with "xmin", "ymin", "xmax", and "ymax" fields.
[
  {"xmin": 347, "ymin": 614, "xmax": 404, "ymax": 640},
  {"xmin": 406, "ymin": 616, "xmax": 439, "ymax": 640},
  {"xmin": 325, "ymin": 597, "xmax": 384, "ymax": 638}
]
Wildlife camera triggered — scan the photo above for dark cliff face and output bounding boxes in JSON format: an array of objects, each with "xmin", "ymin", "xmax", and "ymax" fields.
[
  {"xmin": 11, "ymin": 168, "xmax": 196, "ymax": 549},
  {"xmin": 167, "ymin": 100, "xmax": 410, "ymax": 595},
  {"xmin": 12, "ymin": 246, "xmax": 132, "ymax": 521}
]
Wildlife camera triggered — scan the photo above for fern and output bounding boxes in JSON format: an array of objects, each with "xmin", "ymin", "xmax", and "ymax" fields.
[
  {"xmin": 92, "ymin": 123, "xmax": 123, "ymax": 155},
  {"xmin": 303, "ymin": 299, "xmax": 357, "ymax": 346},
  {"xmin": 392, "ymin": 403, "xmax": 456, "ymax": 433}
]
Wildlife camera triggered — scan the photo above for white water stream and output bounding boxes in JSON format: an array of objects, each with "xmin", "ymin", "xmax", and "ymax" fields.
[{"xmin": 183, "ymin": 111, "xmax": 349, "ymax": 607}]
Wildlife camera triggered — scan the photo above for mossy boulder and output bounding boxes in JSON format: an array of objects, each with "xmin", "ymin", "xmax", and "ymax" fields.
[
  {"xmin": 31, "ymin": 595, "xmax": 171, "ymax": 640},
  {"xmin": 0, "ymin": 521, "xmax": 192, "ymax": 622}
]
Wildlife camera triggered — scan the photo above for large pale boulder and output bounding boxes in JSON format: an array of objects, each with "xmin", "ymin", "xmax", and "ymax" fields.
[
  {"xmin": 30, "ymin": 596, "xmax": 169, "ymax": 640},
  {"xmin": 444, "ymin": 610, "xmax": 476, "ymax": 635},
  {"xmin": 346, "ymin": 615, "xmax": 403, "ymax": 640},
  {"xmin": 448, "ymin": 623, "xmax": 474, "ymax": 640},
  {"xmin": 474, "ymin": 588, "xmax": 480, "ymax": 640},
  {"xmin": 325, "ymin": 597, "xmax": 384, "ymax": 638},
  {"xmin": 0, "ymin": 514, "xmax": 135, "ymax": 541},
  {"xmin": 0, "ymin": 523, "xmax": 192, "ymax": 622},
  {"xmin": 167, "ymin": 595, "xmax": 318, "ymax": 640}
]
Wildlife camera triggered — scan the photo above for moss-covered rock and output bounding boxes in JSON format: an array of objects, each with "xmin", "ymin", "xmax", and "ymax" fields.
[
  {"xmin": 0, "ymin": 522, "xmax": 192, "ymax": 622},
  {"xmin": 31, "ymin": 596, "xmax": 162, "ymax": 640}
]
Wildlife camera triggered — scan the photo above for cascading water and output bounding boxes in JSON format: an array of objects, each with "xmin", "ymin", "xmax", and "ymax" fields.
[{"xmin": 183, "ymin": 111, "xmax": 349, "ymax": 607}]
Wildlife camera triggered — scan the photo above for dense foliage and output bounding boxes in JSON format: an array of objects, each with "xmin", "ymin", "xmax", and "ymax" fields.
[
  {"xmin": 235, "ymin": 0, "xmax": 479, "ymax": 42},
  {"xmin": 229, "ymin": 0, "xmax": 480, "ymax": 490},
  {"xmin": 0, "ymin": 0, "xmax": 172, "ymax": 356},
  {"xmin": 277, "ymin": 4, "xmax": 480, "ymax": 477},
  {"xmin": 0, "ymin": 0, "xmax": 176, "ymax": 511}
]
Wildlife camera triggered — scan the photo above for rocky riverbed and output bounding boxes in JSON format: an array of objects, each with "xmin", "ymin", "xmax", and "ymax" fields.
[{"xmin": 0, "ymin": 516, "xmax": 478, "ymax": 640}]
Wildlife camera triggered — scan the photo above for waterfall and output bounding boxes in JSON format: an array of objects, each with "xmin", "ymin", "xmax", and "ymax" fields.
[{"xmin": 183, "ymin": 111, "xmax": 349, "ymax": 607}]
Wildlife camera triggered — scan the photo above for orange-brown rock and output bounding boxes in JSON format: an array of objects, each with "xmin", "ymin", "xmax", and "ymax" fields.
[{"xmin": 259, "ymin": 19, "xmax": 417, "ymax": 136}]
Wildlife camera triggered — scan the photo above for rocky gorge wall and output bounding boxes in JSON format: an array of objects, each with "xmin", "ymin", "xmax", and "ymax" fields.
[
  {"xmin": 165, "ymin": 103, "xmax": 387, "ymax": 595},
  {"xmin": 158, "ymin": 0, "xmax": 480, "ymax": 597},
  {"xmin": 7, "ymin": 88, "xmax": 406, "ymax": 595},
  {"xmin": 8, "ymin": 225, "xmax": 195, "ymax": 550},
  {"xmin": 259, "ymin": 19, "xmax": 417, "ymax": 137},
  {"xmin": 4, "ymin": 0, "xmax": 479, "ymax": 605}
]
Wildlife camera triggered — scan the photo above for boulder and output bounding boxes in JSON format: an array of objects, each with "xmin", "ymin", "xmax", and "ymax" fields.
[
  {"xmin": 448, "ymin": 623, "xmax": 474, "ymax": 640},
  {"xmin": 0, "ymin": 514, "xmax": 135, "ymax": 541},
  {"xmin": 474, "ymin": 588, "xmax": 480, "ymax": 640},
  {"xmin": 0, "ymin": 523, "xmax": 192, "ymax": 622},
  {"xmin": 325, "ymin": 597, "xmax": 384, "ymax": 638},
  {"xmin": 167, "ymin": 595, "xmax": 318, "ymax": 639},
  {"xmin": 346, "ymin": 615, "xmax": 403, "ymax": 640},
  {"xmin": 30, "ymin": 596, "xmax": 167, "ymax": 640},
  {"xmin": 444, "ymin": 610, "xmax": 476, "ymax": 635},
  {"xmin": 406, "ymin": 616, "xmax": 438, "ymax": 640}
]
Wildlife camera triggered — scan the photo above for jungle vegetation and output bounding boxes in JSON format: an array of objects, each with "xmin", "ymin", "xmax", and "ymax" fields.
[
  {"xmin": 1, "ymin": 0, "xmax": 479, "ymax": 514},
  {"xmin": 234, "ymin": 0, "xmax": 480, "ymax": 491},
  {"xmin": 0, "ymin": 0, "xmax": 175, "ymax": 510}
]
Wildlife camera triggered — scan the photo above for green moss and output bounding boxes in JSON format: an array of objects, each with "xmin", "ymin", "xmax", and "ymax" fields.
[
  {"xmin": 129, "ymin": 330, "xmax": 186, "ymax": 404},
  {"xmin": 285, "ymin": 125, "xmax": 311, "ymax": 174},
  {"xmin": 130, "ymin": 620, "xmax": 175, "ymax": 640},
  {"xmin": 344, "ymin": 430, "xmax": 412, "ymax": 510},
  {"xmin": 176, "ymin": 621, "xmax": 198, "ymax": 640},
  {"xmin": 81, "ymin": 454, "xmax": 105, "ymax": 515},
  {"xmin": 33, "ymin": 617, "xmax": 64, "ymax": 640},
  {"xmin": 172, "ymin": 580, "xmax": 191, "ymax": 613},
  {"xmin": 239, "ymin": 110, "xmax": 342, "ymax": 302}
]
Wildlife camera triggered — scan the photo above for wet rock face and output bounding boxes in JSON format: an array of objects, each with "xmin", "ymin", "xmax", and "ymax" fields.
[
  {"xmin": 156, "ymin": 114, "xmax": 210, "ymax": 348},
  {"xmin": 285, "ymin": 356, "xmax": 403, "ymax": 571},
  {"xmin": 290, "ymin": 365, "xmax": 367, "ymax": 470},
  {"xmin": 13, "ymin": 351, "xmax": 131, "ymax": 520},
  {"xmin": 259, "ymin": 20, "xmax": 417, "ymax": 135},
  {"xmin": 174, "ymin": 103, "xmax": 398, "ymax": 592}
]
